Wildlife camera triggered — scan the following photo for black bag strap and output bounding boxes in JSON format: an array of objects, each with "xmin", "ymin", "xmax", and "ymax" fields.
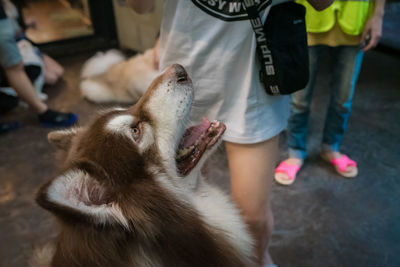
[{"xmin": 243, "ymin": 0, "xmax": 281, "ymax": 95}]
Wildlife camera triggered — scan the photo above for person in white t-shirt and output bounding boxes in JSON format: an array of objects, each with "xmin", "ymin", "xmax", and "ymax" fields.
[{"xmin": 128, "ymin": 1, "xmax": 332, "ymax": 266}]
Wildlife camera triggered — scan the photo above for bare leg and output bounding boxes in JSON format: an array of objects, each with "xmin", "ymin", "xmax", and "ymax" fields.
[
  {"xmin": 4, "ymin": 63, "xmax": 77, "ymax": 127},
  {"xmin": 42, "ymin": 54, "xmax": 64, "ymax": 85},
  {"xmin": 4, "ymin": 62, "xmax": 47, "ymax": 113},
  {"xmin": 225, "ymin": 134, "xmax": 279, "ymax": 266}
]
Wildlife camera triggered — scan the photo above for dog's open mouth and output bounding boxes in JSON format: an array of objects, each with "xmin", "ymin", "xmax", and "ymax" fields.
[{"xmin": 176, "ymin": 117, "xmax": 226, "ymax": 175}]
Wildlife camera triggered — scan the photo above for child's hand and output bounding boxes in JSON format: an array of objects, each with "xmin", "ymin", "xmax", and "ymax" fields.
[{"xmin": 361, "ymin": 13, "xmax": 383, "ymax": 52}]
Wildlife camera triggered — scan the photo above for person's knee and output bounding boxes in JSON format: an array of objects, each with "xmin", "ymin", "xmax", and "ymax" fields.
[
  {"xmin": 45, "ymin": 71, "xmax": 62, "ymax": 85},
  {"xmin": 45, "ymin": 74, "xmax": 58, "ymax": 85},
  {"xmin": 56, "ymin": 66, "xmax": 64, "ymax": 77}
]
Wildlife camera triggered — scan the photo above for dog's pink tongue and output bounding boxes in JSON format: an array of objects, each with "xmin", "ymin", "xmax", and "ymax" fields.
[{"xmin": 182, "ymin": 117, "xmax": 211, "ymax": 148}]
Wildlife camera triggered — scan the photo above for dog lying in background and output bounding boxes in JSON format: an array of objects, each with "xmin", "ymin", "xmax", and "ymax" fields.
[
  {"xmin": 80, "ymin": 48, "xmax": 158, "ymax": 104},
  {"xmin": 35, "ymin": 64, "xmax": 255, "ymax": 266}
]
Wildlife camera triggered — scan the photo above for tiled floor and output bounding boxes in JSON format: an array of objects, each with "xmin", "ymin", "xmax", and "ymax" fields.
[{"xmin": 0, "ymin": 49, "xmax": 399, "ymax": 267}]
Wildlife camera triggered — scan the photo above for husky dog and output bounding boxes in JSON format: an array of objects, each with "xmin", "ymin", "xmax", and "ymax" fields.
[
  {"xmin": 36, "ymin": 64, "xmax": 255, "ymax": 266},
  {"xmin": 80, "ymin": 49, "xmax": 158, "ymax": 104}
]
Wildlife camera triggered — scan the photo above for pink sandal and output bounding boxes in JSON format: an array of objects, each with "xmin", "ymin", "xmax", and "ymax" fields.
[
  {"xmin": 326, "ymin": 154, "xmax": 358, "ymax": 178},
  {"xmin": 274, "ymin": 161, "xmax": 301, "ymax": 185}
]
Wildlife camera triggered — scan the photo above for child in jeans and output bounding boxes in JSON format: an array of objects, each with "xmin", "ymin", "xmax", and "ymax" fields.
[{"xmin": 275, "ymin": 0, "xmax": 385, "ymax": 184}]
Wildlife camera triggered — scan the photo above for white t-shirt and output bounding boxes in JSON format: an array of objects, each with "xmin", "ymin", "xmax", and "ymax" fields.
[{"xmin": 159, "ymin": 0, "xmax": 290, "ymax": 144}]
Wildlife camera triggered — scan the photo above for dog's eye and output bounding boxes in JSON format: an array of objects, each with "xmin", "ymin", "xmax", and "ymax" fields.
[{"xmin": 131, "ymin": 127, "xmax": 140, "ymax": 141}]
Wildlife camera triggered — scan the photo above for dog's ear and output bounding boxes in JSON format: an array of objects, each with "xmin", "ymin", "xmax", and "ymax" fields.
[
  {"xmin": 48, "ymin": 129, "xmax": 79, "ymax": 151},
  {"xmin": 36, "ymin": 167, "xmax": 129, "ymax": 229}
]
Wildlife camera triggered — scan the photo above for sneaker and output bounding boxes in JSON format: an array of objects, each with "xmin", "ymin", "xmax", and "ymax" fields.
[
  {"xmin": 38, "ymin": 109, "xmax": 78, "ymax": 128},
  {"xmin": 0, "ymin": 92, "xmax": 19, "ymax": 113},
  {"xmin": 0, "ymin": 121, "xmax": 21, "ymax": 135}
]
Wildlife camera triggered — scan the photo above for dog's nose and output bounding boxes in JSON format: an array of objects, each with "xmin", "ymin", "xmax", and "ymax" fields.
[
  {"xmin": 175, "ymin": 65, "xmax": 188, "ymax": 83},
  {"xmin": 165, "ymin": 64, "xmax": 189, "ymax": 83}
]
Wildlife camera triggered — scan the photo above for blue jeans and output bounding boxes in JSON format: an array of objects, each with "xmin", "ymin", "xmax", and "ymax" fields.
[{"xmin": 287, "ymin": 45, "xmax": 364, "ymax": 159}]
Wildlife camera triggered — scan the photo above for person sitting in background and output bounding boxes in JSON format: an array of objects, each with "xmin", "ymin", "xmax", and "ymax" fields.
[
  {"xmin": 0, "ymin": 2, "xmax": 77, "ymax": 135},
  {"xmin": 274, "ymin": 0, "xmax": 385, "ymax": 185},
  {"xmin": 1, "ymin": 0, "xmax": 64, "ymax": 90}
]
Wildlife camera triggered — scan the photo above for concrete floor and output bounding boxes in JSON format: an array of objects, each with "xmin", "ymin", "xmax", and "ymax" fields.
[{"xmin": 0, "ymin": 49, "xmax": 399, "ymax": 267}]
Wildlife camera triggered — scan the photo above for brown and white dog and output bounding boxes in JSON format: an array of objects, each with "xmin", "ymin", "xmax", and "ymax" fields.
[
  {"xmin": 36, "ymin": 64, "xmax": 255, "ymax": 266},
  {"xmin": 80, "ymin": 49, "xmax": 158, "ymax": 104}
]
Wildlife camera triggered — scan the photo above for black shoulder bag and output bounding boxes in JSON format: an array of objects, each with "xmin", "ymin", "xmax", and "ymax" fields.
[{"xmin": 244, "ymin": 0, "xmax": 309, "ymax": 95}]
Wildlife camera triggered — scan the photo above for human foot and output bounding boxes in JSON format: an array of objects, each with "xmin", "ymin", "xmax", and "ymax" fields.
[
  {"xmin": 321, "ymin": 151, "xmax": 358, "ymax": 178},
  {"xmin": 38, "ymin": 109, "xmax": 77, "ymax": 128},
  {"xmin": 0, "ymin": 122, "xmax": 21, "ymax": 135},
  {"xmin": 274, "ymin": 158, "xmax": 303, "ymax": 185}
]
